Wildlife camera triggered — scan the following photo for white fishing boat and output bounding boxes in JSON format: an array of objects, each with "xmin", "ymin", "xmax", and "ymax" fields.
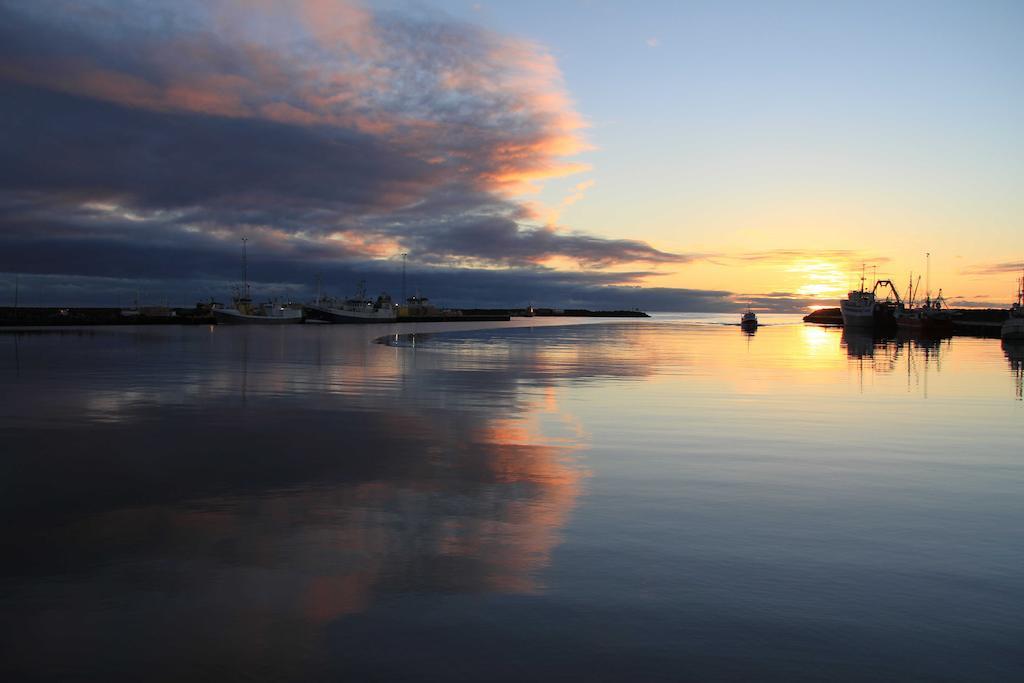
[
  {"xmin": 839, "ymin": 266, "xmax": 902, "ymax": 329},
  {"xmin": 740, "ymin": 309, "xmax": 758, "ymax": 330},
  {"xmin": 1001, "ymin": 271, "xmax": 1024, "ymax": 340},
  {"xmin": 304, "ymin": 280, "xmax": 397, "ymax": 323},
  {"xmin": 213, "ymin": 298, "xmax": 303, "ymax": 324},
  {"xmin": 213, "ymin": 237, "xmax": 303, "ymax": 325},
  {"xmin": 840, "ymin": 288, "xmax": 876, "ymax": 327}
]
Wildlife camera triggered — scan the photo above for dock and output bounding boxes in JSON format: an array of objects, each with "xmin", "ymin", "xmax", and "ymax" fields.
[{"xmin": 1, "ymin": 306, "xmax": 649, "ymax": 327}]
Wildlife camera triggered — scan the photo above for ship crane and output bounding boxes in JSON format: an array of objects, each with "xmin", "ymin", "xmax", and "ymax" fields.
[{"xmin": 871, "ymin": 279, "xmax": 903, "ymax": 306}]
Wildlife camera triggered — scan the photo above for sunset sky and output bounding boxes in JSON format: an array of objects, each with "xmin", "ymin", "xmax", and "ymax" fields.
[{"xmin": 1, "ymin": 0, "xmax": 1021, "ymax": 310}]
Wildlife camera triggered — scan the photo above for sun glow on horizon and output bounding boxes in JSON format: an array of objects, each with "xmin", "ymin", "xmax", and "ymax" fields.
[{"xmin": 787, "ymin": 259, "xmax": 849, "ymax": 300}]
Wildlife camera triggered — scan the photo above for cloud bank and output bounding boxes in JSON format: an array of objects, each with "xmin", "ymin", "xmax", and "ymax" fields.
[{"xmin": 0, "ymin": 0, "xmax": 717, "ymax": 308}]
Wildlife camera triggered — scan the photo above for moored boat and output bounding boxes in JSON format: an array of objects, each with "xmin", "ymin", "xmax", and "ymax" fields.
[
  {"xmin": 393, "ymin": 294, "xmax": 449, "ymax": 321},
  {"xmin": 1001, "ymin": 271, "xmax": 1024, "ymax": 341},
  {"xmin": 896, "ymin": 255, "xmax": 953, "ymax": 337},
  {"xmin": 213, "ymin": 237, "xmax": 303, "ymax": 325},
  {"xmin": 840, "ymin": 288, "xmax": 876, "ymax": 327},
  {"xmin": 213, "ymin": 298, "xmax": 303, "ymax": 324},
  {"xmin": 897, "ymin": 300, "xmax": 953, "ymax": 336},
  {"xmin": 304, "ymin": 281, "xmax": 397, "ymax": 323},
  {"xmin": 839, "ymin": 268, "xmax": 902, "ymax": 329}
]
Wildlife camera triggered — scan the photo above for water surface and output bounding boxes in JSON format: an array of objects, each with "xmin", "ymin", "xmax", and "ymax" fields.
[{"xmin": 2, "ymin": 316, "xmax": 1022, "ymax": 681}]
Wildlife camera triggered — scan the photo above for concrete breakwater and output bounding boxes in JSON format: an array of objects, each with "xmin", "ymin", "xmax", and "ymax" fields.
[
  {"xmin": 0, "ymin": 306, "xmax": 214, "ymax": 326},
  {"xmin": 0, "ymin": 306, "xmax": 649, "ymax": 327}
]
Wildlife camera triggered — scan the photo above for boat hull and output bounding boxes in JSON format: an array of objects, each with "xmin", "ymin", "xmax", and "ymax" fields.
[
  {"xmin": 840, "ymin": 301, "xmax": 899, "ymax": 329},
  {"xmin": 1002, "ymin": 317, "xmax": 1024, "ymax": 340},
  {"xmin": 303, "ymin": 304, "xmax": 396, "ymax": 324},
  {"xmin": 897, "ymin": 315, "xmax": 954, "ymax": 337},
  {"xmin": 213, "ymin": 309, "xmax": 303, "ymax": 325},
  {"xmin": 839, "ymin": 302, "xmax": 876, "ymax": 328}
]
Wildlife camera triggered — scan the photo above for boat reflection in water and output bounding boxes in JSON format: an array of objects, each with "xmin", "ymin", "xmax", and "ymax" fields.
[
  {"xmin": 1004, "ymin": 340, "xmax": 1024, "ymax": 400},
  {"xmin": 841, "ymin": 328, "xmax": 884, "ymax": 360},
  {"xmin": 841, "ymin": 328, "xmax": 951, "ymax": 397}
]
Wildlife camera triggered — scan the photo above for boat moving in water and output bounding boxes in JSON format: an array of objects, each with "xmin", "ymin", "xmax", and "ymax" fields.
[
  {"xmin": 740, "ymin": 309, "xmax": 758, "ymax": 330},
  {"xmin": 304, "ymin": 280, "xmax": 397, "ymax": 324},
  {"xmin": 1002, "ymin": 270, "xmax": 1024, "ymax": 341}
]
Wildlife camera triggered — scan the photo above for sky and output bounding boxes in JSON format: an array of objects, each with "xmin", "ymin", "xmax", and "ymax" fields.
[{"xmin": 1, "ymin": 0, "xmax": 1021, "ymax": 310}]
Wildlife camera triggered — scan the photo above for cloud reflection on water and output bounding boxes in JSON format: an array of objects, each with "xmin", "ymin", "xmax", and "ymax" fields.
[
  {"xmin": 2, "ymin": 319, "xmax": 1022, "ymax": 680},
  {"xmin": 1, "ymin": 324, "xmax": 619, "ymax": 678}
]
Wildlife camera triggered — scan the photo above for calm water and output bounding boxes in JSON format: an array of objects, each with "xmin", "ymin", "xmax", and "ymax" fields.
[{"xmin": 2, "ymin": 316, "xmax": 1022, "ymax": 681}]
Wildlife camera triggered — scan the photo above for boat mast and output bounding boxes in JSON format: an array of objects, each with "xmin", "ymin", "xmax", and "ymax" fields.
[
  {"xmin": 925, "ymin": 252, "xmax": 931, "ymax": 306},
  {"xmin": 242, "ymin": 236, "xmax": 250, "ymax": 299}
]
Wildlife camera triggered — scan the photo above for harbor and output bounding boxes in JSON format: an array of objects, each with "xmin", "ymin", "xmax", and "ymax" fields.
[
  {"xmin": 0, "ymin": 239, "xmax": 649, "ymax": 328},
  {"xmin": 5, "ymin": 2, "xmax": 1024, "ymax": 680},
  {"xmin": 0, "ymin": 305, "xmax": 647, "ymax": 327},
  {"xmin": 804, "ymin": 264, "xmax": 1024, "ymax": 341}
]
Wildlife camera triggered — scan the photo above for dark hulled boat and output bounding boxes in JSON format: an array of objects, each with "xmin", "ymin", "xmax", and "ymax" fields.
[
  {"xmin": 896, "ymin": 300, "xmax": 953, "ymax": 337},
  {"xmin": 740, "ymin": 309, "xmax": 758, "ymax": 330},
  {"xmin": 895, "ymin": 256, "xmax": 953, "ymax": 337}
]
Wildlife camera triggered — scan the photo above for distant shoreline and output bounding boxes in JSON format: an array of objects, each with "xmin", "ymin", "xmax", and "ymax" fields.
[{"xmin": 0, "ymin": 306, "xmax": 650, "ymax": 327}]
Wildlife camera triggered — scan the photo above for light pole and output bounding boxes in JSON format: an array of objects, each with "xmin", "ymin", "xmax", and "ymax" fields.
[{"xmin": 401, "ymin": 252, "xmax": 408, "ymax": 303}]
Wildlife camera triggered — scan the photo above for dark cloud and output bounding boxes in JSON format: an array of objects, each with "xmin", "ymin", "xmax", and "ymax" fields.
[
  {"xmin": 945, "ymin": 296, "xmax": 1013, "ymax": 309},
  {"xmin": 389, "ymin": 214, "xmax": 688, "ymax": 268},
  {"xmin": 730, "ymin": 250, "xmax": 892, "ymax": 265},
  {"xmin": 0, "ymin": 84, "xmax": 432, "ymax": 214},
  {"xmin": 0, "ymin": 0, "xmax": 690, "ymax": 301},
  {"xmin": 0, "ymin": 264, "xmax": 735, "ymax": 312},
  {"xmin": 960, "ymin": 261, "xmax": 1024, "ymax": 276},
  {"xmin": 0, "ymin": 194, "xmax": 713, "ymax": 309},
  {"xmin": 732, "ymin": 292, "xmax": 825, "ymax": 313}
]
